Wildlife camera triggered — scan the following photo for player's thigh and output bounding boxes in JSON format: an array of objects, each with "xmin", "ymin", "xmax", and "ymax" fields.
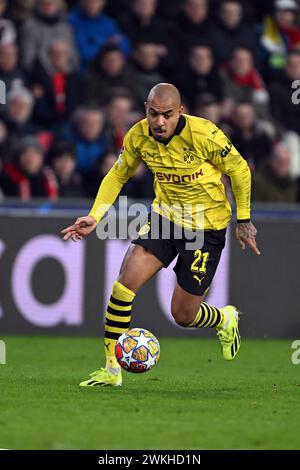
[
  {"xmin": 117, "ymin": 243, "xmax": 164, "ymax": 293},
  {"xmin": 171, "ymin": 283, "xmax": 204, "ymax": 324}
]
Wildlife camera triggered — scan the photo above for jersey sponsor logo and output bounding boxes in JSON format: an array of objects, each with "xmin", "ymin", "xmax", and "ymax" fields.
[
  {"xmin": 155, "ymin": 169, "xmax": 204, "ymax": 183},
  {"xmin": 220, "ymin": 140, "xmax": 232, "ymax": 158}
]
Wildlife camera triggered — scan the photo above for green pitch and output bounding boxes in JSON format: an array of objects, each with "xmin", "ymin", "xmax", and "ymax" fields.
[{"xmin": 0, "ymin": 336, "xmax": 300, "ymax": 450}]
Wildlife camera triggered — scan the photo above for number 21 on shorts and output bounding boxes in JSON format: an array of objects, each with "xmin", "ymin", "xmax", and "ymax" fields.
[{"xmin": 190, "ymin": 250, "xmax": 209, "ymax": 273}]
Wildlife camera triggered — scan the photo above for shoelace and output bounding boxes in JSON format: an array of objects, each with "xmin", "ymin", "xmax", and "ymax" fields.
[
  {"xmin": 217, "ymin": 329, "xmax": 233, "ymax": 344},
  {"xmin": 89, "ymin": 368, "xmax": 106, "ymax": 377}
]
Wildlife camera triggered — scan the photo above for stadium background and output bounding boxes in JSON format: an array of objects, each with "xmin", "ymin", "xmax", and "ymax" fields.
[
  {"xmin": 1, "ymin": 0, "xmax": 300, "ymax": 452},
  {"xmin": 0, "ymin": 0, "xmax": 300, "ymax": 338}
]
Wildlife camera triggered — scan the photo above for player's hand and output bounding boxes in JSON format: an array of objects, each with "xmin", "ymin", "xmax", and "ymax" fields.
[
  {"xmin": 61, "ymin": 215, "xmax": 97, "ymax": 242},
  {"xmin": 236, "ymin": 221, "xmax": 261, "ymax": 255}
]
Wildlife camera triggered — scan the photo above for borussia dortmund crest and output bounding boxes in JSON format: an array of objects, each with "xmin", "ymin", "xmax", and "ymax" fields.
[{"xmin": 183, "ymin": 147, "xmax": 195, "ymax": 164}]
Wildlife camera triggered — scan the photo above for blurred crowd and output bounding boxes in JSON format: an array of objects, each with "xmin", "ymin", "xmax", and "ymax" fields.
[{"xmin": 0, "ymin": 0, "xmax": 300, "ymax": 203}]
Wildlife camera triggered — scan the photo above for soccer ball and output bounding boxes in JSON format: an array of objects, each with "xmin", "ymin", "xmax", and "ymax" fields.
[{"xmin": 115, "ymin": 328, "xmax": 160, "ymax": 373}]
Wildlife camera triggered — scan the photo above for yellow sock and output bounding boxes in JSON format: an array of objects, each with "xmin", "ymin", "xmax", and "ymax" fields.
[
  {"xmin": 104, "ymin": 280, "xmax": 135, "ymax": 370},
  {"xmin": 188, "ymin": 302, "xmax": 224, "ymax": 328}
]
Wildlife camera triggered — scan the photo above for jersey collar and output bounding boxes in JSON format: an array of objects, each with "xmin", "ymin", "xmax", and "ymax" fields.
[{"xmin": 149, "ymin": 115, "xmax": 186, "ymax": 145}]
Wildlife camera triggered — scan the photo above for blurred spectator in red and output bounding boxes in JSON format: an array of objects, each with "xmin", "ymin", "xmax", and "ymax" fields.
[
  {"xmin": 228, "ymin": 101, "xmax": 272, "ymax": 171},
  {"xmin": 105, "ymin": 91, "xmax": 136, "ymax": 152},
  {"xmin": 129, "ymin": 42, "xmax": 165, "ymax": 110},
  {"xmin": 0, "ymin": 137, "xmax": 58, "ymax": 199},
  {"xmin": 59, "ymin": 106, "xmax": 109, "ymax": 173},
  {"xmin": 221, "ymin": 47, "xmax": 269, "ymax": 115},
  {"xmin": 21, "ymin": 0, "xmax": 78, "ymax": 72},
  {"xmin": 80, "ymin": 44, "xmax": 135, "ymax": 107},
  {"xmin": 174, "ymin": 43, "xmax": 224, "ymax": 111},
  {"xmin": 68, "ymin": 0, "xmax": 130, "ymax": 70},
  {"xmin": 257, "ymin": 0, "xmax": 300, "ymax": 78},
  {"xmin": 252, "ymin": 142, "xmax": 297, "ymax": 202},
  {"xmin": 269, "ymin": 50, "xmax": 300, "ymax": 134},
  {"xmin": 49, "ymin": 140, "xmax": 85, "ymax": 197},
  {"xmin": 0, "ymin": 43, "xmax": 27, "ymax": 93},
  {"xmin": 212, "ymin": 0, "xmax": 256, "ymax": 64},
  {"xmin": 29, "ymin": 39, "xmax": 80, "ymax": 128}
]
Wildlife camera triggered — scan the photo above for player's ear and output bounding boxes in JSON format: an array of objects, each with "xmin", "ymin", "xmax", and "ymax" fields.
[
  {"xmin": 144, "ymin": 101, "xmax": 148, "ymax": 113},
  {"xmin": 179, "ymin": 105, "xmax": 184, "ymax": 115}
]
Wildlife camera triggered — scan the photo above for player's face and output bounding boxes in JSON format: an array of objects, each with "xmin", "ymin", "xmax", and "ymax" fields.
[{"xmin": 145, "ymin": 98, "xmax": 183, "ymax": 142}]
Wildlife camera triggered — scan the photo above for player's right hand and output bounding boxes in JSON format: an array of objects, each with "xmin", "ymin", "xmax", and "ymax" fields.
[{"xmin": 61, "ymin": 215, "xmax": 97, "ymax": 242}]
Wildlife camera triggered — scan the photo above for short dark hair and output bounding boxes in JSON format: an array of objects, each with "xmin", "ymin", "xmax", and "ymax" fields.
[{"xmin": 48, "ymin": 140, "xmax": 76, "ymax": 161}]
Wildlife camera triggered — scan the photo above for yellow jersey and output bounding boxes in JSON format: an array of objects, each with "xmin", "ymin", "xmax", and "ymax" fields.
[{"xmin": 89, "ymin": 114, "xmax": 251, "ymax": 230}]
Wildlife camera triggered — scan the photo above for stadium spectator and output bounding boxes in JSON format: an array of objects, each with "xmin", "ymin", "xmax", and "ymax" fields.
[
  {"xmin": 20, "ymin": 0, "xmax": 78, "ymax": 71},
  {"xmin": 80, "ymin": 44, "xmax": 135, "ymax": 107},
  {"xmin": 257, "ymin": 0, "xmax": 300, "ymax": 78},
  {"xmin": 84, "ymin": 151, "xmax": 117, "ymax": 197},
  {"xmin": 68, "ymin": 0, "xmax": 130, "ymax": 70},
  {"xmin": 176, "ymin": 0, "xmax": 214, "ymax": 55},
  {"xmin": 118, "ymin": 0, "xmax": 178, "ymax": 72},
  {"xmin": 0, "ymin": 119, "xmax": 8, "ymax": 162},
  {"xmin": 174, "ymin": 44, "xmax": 224, "ymax": 111},
  {"xmin": 59, "ymin": 106, "xmax": 108, "ymax": 173},
  {"xmin": 212, "ymin": 0, "xmax": 256, "ymax": 64},
  {"xmin": 0, "ymin": 137, "xmax": 58, "ymax": 199},
  {"xmin": 0, "ymin": 0, "xmax": 17, "ymax": 45},
  {"xmin": 85, "ymin": 149, "xmax": 154, "ymax": 199},
  {"xmin": 29, "ymin": 39, "xmax": 80, "ymax": 128},
  {"xmin": 221, "ymin": 47, "xmax": 269, "ymax": 115},
  {"xmin": 156, "ymin": 0, "xmax": 182, "ymax": 20},
  {"xmin": 252, "ymin": 142, "xmax": 297, "ymax": 202},
  {"xmin": 50, "ymin": 140, "xmax": 85, "ymax": 197},
  {"xmin": 7, "ymin": 0, "xmax": 35, "ymax": 26},
  {"xmin": 3, "ymin": 85, "xmax": 40, "ymax": 159},
  {"xmin": 228, "ymin": 101, "xmax": 273, "ymax": 171},
  {"xmin": 194, "ymin": 94, "xmax": 224, "ymax": 127},
  {"xmin": 129, "ymin": 42, "xmax": 165, "ymax": 110},
  {"xmin": 269, "ymin": 50, "xmax": 300, "ymax": 134},
  {"xmin": 103, "ymin": 0, "xmax": 131, "ymax": 18},
  {"xmin": 105, "ymin": 91, "xmax": 136, "ymax": 152},
  {"xmin": 0, "ymin": 43, "xmax": 27, "ymax": 94}
]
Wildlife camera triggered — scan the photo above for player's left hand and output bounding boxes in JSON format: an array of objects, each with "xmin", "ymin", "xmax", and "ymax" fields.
[{"xmin": 236, "ymin": 221, "xmax": 261, "ymax": 255}]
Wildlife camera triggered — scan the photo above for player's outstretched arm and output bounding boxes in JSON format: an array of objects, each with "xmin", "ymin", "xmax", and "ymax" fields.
[
  {"xmin": 61, "ymin": 215, "xmax": 97, "ymax": 242},
  {"xmin": 236, "ymin": 221, "xmax": 261, "ymax": 255}
]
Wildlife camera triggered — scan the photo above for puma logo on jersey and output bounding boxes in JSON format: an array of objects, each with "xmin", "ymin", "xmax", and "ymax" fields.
[{"xmin": 193, "ymin": 275, "xmax": 205, "ymax": 286}]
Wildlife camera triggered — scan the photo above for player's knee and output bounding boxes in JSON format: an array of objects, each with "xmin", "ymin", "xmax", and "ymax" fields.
[{"xmin": 171, "ymin": 303, "xmax": 195, "ymax": 327}]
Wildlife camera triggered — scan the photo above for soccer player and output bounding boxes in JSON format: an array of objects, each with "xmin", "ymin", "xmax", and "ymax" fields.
[{"xmin": 61, "ymin": 83, "xmax": 260, "ymax": 387}]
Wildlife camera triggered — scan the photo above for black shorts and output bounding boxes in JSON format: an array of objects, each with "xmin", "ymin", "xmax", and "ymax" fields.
[{"xmin": 132, "ymin": 211, "xmax": 226, "ymax": 296}]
